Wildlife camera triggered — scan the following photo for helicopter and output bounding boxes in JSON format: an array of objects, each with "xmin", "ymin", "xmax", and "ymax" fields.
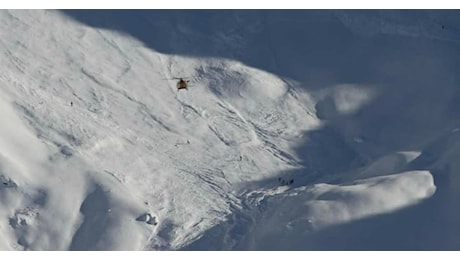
[
  {"xmin": 164, "ymin": 77, "xmax": 192, "ymax": 91},
  {"xmin": 176, "ymin": 78, "xmax": 190, "ymax": 91}
]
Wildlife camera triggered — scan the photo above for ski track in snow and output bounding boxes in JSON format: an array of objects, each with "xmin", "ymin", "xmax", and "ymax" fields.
[{"xmin": 0, "ymin": 10, "xmax": 450, "ymax": 250}]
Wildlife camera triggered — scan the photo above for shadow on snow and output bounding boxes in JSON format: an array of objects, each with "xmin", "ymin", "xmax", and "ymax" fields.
[{"xmin": 60, "ymin": 10, "xmax": 460, "ymax": 250}]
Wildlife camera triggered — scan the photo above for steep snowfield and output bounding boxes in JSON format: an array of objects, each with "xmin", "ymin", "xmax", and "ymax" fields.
[
  {"xmin": 0, "ymin": 88, "xmax": 150, "ymax": 250},
  {"xmin": 0, "ymin": 10, "xmax": 318, "ymax": 250},
  {"xmin": 1, "ymin": 9, "xmax": 459, "ymax": 250}
]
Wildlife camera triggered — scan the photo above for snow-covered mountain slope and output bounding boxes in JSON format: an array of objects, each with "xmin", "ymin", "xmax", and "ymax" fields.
[{"xmin": 0, "ymin": 9, "xmax": 459, "ymax": 250}]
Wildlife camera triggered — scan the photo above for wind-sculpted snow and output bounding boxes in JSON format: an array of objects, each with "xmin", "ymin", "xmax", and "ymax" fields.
[
  {"xmin": 238, "ymin": 171, "xmax": 435, "ymax": 250},
  {"xmin": 316, "ymin": 84, "xmax": 377, "ymax": 119},
  {"xmin": 306, "ymin": 171, "xmax": 435, "ymax": 228},
  {"xmin": 185, "ymin": 170, "xmax": 435, "ymax": 250},
  {"xmin": 69, "ymin": 180, "xmax": 149, "ymax": 251},
  {"xmin": 357, "ymin": 151, "xmax": 422, "ymax": 178},
  {"xmin": 0, "ymin": 89, "xmax": 151, "ymax": 250},
  {"xmin": 0, "ymin": 9, "xmax": 459, "ymax": 250}
]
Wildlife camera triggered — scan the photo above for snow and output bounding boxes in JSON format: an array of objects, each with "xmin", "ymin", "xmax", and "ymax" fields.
[
  {"xmin": 1, "ymin": 9, "xmax": 459, "ymax": 250},
  {"xmin": 0, "ymin": 87, "xmax": 150, "ymax": 250},
  {"xmin": 316, "ymin": 84, "xmax": 377, "ymax": 119},
  {"xmin": 237, "ymin": 171, "xmax": 435, "ymax": 250}
]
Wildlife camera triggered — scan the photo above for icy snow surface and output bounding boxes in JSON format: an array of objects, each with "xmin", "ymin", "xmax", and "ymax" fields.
[{"xmin": 1, "ymin": 10, "xmax": 460, "ymax": 250}]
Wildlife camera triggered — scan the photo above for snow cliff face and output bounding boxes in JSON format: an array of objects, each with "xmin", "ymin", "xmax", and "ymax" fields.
[{"xmin": 0, "ymin": 9, "xmax": 459, "ymax": 250}]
